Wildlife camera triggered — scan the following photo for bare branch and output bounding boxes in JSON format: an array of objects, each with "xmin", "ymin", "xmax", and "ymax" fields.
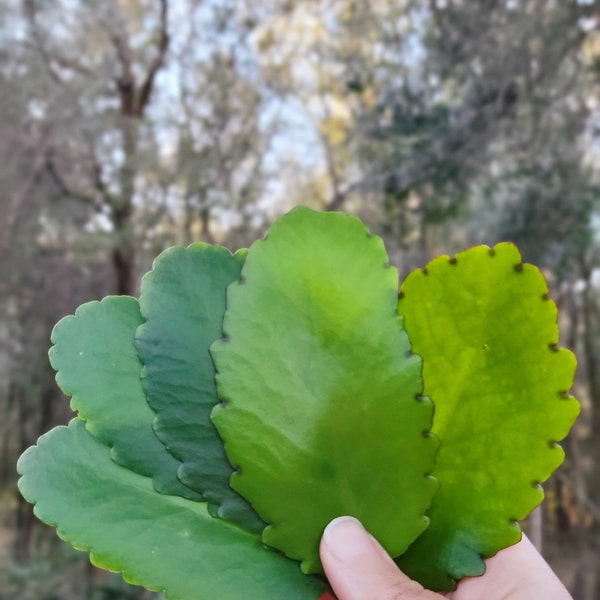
[
  {"xmin": 23, "ymin": 5, "xmax": 92, "ymax": 86},
  {"xmin": 109, "ymin": 0, "xmax": 169, "ymax": 117},
  {"xmin": 0, "ymin": 136, "xmax": 49, "ymax": 257},
  {"xmin": 81, "ymin": 131, "xmax": 115, "ymax": 205},
  {"xmin": 111, "ymin": 28, "xmax": 136, "ymax": 116},
  {"xmin": 45, "ymin": 153, "xmax": 98, "ymax": 206},
  {"xmin": 138, "ymin": 0, "xmax": 170, "ymax": 114}
]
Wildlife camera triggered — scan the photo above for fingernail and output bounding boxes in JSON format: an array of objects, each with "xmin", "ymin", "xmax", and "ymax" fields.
[{"xmin": 322, "ymin": 516, "xmax": 374, "ymax": 562}]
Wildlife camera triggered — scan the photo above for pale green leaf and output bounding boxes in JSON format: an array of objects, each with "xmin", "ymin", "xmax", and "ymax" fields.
[
  {"xmin": 17, "ymin": 420, "xmax": 327, "ymax": 600},
  {"xmin": 49, "ymin": 296, "xmax": 199, "ymax": 500}
]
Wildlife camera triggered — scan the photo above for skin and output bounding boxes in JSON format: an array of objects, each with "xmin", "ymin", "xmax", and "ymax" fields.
[{"xmin": 319, "ymin": 516, "xmax": 573, "ymax": 600}]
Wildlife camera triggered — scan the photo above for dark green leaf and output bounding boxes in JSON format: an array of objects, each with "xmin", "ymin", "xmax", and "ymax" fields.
[{"xmin": 136, "ymin": 244, "xmax": 264, "ymax": 531}]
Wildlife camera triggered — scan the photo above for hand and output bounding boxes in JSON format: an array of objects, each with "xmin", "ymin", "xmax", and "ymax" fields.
[{"xmin": 319, "ymin": 516, "xmax": 573, "ymax": 600}]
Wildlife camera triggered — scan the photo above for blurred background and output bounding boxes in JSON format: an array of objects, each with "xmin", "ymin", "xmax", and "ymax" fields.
[{"xmin": 0, "ymin": 0, "xmax": 599, "ymax": 598}]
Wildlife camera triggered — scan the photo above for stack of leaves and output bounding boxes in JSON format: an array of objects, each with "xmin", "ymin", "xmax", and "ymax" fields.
[{"xmin": 17, "ymin": 207, "xmax": 579, "ymax": 599}]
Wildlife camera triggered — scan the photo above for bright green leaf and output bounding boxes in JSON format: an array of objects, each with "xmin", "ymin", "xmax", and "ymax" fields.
[
  {"xmin": 211, "ymin": 206, "xmax": 438, "ymax": 574},
  {"xmin": 136, "ymin": 244, "xmax": 264, "ymax": 532},
  {"xmin": 49, "ymin": 296, "xmax": 199, "ymax": 500},
  {"xmin": 17, "ymin": 420, "xmax": 327, "ymax": 600},
  {"xmin": 396, "ymin": 243, "xmax": 579, "ymax": 590}
]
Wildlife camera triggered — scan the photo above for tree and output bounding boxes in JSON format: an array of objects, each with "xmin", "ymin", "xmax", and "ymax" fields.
[
  {"xmin": 0, "ymin": 0, "xmax": 271, "ymax": 575},
  {"xmin": 22, "ymin": 0, "xmax": 170, "ymax": 295}
]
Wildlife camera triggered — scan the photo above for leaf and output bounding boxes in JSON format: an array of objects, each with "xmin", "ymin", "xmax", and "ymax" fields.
[
  {"xmin": 49, "ymin": 296, "xmax": 200, "ymax": 500},
  {"xmin": 211, "ymin": 206, "xmax": 439, "ymax": 574},
  {"xmin": 17, "ymin": 420, "xmax": 327, "ymax": 600},
  {"xmin": 136, "ymin": 244, "xmax": 264, "ymax": 532},
  {"xmin": 396, "ymin": 243, "xmax": 579, "ymax": 590}
]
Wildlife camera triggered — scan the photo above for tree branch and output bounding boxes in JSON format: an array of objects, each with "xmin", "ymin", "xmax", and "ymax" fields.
[
  {"xmin": 45, "ymin": 153, "xmax": 98, "ymax": 206},
  {"xmin": 111, "ymin": 26, "xmax": 136, "ymax": 116},
  {"xmin": 23, "ymin": 7, "xmax": 92, "ymax": 86},
  {"xmin": 138, "ymin": 0, "xmax": 170, "ymax": 114}
]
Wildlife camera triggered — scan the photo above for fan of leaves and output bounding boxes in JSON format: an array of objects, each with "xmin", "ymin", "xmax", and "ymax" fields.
[{"xmin": 17, "ymin": 207, "xmax": 578, "ymax": 598}]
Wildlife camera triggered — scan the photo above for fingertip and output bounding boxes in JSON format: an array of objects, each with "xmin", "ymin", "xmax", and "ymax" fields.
[
  {"xmin": 320, "ymin": 516, "xmax": 374, "ymax": 566},
  {"xmin": 320, "ymin": 517, "xmax": 437, "ymax": 600}
]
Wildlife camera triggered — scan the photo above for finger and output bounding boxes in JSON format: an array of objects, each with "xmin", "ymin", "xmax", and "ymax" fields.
[
  {"xmin": 451, "ymin": 534, "xmax": 572, "ymax": 600},
  {"xmin": 320, "ymin": 516, "xmax": 442, "ymax": 600}
]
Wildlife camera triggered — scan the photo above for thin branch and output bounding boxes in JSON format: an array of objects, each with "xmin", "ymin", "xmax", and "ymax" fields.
[
  {"xmin": 111, "ymin": 28, "xmax": 136, "ymax": 116},
  {"xmin": 45, "ymin": 153, "xmax": 98, "ymax": 206},
  {"xmin": 138, "ymin": 0, "xmax": 170, "ymax": 114},
  {"xmin": 23, "ymin": 6, "xmax": 92, "ymax": 86},
  {"xmin": 0, "ymin": 133, "xmax": 50, "ymax": 258},
  {"xmin": 82, "ymin": 132, "xmax": 115, "ymax": 205}
]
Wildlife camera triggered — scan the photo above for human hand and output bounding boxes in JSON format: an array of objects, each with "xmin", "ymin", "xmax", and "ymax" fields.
[{"xmin": 319, "ymin": 516, "xmax": 573, "ymax": 600}]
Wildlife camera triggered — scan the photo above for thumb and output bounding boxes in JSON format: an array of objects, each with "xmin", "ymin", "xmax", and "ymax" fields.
[{"xmin": 320, "ymin": 517, "xmax": 441, "ymax": 600}]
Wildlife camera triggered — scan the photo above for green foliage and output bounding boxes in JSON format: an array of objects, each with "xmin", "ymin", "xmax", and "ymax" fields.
[
  {"xmin": 17, "ymin": 208, "xmax": 578, "ymax": 597},
  {"xmin": 136, "ymin": 244, "xmax": 263, "ymax": 531},
  {"xmin": 396, "ymin": 243, "xmax": 579, "ymax": 589},
  {"xmin": 211, "ymin": 208, "xmax": 438, "ymax": 573},
  {"xmin": 17, "ymin": 420, "xmax": 325, "ymax": 600},
  {"xmin": 48, "ymin": 296, "xmax": 200, "ymax": 500}
]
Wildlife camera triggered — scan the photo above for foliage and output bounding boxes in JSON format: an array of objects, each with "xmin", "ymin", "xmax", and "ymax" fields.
[
  {"xmin": 211, "ymin": 209, "xmax": 437, "ymax": 573},
  {"xmin": 396, "ymin": 243, "xmax": 579, "ymax": 587},
  {"xmin": 18, "ymin": 208, "xmax": 577, "ymax": 596},
  {"xmin": 2, "ymin": 1, "xmax": 600, "ymax": 597},
  {"xmin": 136, "ymin": 245, "xmax": 263, "ymax": 530}
]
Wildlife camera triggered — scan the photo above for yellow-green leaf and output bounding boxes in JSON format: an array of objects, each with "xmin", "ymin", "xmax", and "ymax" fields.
[{"xmin": 396, "ymin": 243, "xmax": 579, "ymax": 590}]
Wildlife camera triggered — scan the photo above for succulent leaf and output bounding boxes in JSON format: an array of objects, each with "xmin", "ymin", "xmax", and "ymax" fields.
[
  {"xmin": 396, "ymin": 243, "xmax": 579, "ymax": 590},
  {"xmin": 17, "ymin": 420, "xmax": 327, "ymax": 600},
  {"xmin": 49, "ymin": 296, "xmax": 199, "ymax": 500},
  {"xmin": 136, "ymin": 244, "xmax": 264, "ymax": 531},
  {"xmin": 211, "ymin": 207, "xmax": 439, "ymax": 573}
]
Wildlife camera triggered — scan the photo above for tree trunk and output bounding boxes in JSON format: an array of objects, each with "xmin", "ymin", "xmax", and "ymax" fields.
[
  {"xmin": 13, "ymin": 382, "xmax": 33, "ymax": 562},
  {"xmin": 563, "ymin": 283, "xmax": 593, "ymax": 532},
  {"xmin": 581, "ymin": 281, "xmax": 600, "ymax": 434},
  {"xmin": 112, "ymin": 209, "xmax": 135, "ymax": 296},
  {"xmin": 200, "ymin": 206, "xmax": 215, "ymax": 244},
  {"xmin": 529, "ymin": 504, "xmax": 543, "ymax": 552},
  {"xmin": 0, "ymin": 380, "xmax": 17, "ymax": 483},
  {"xmin": 110, "ymin": 0, "xmax": 169, "ymax": 295}
]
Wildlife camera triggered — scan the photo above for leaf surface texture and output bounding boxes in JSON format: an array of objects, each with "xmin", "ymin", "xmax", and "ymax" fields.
[
  {"xmin": 17, "ymin": 420, "xmax": 326, "ymax": 600},
  {"xmin": 396, "ymin": 243, "xmax": 579, "ymax": 590},
  {"xmin": 211, "ymin": 207, "xmax": 438, "ymax": 573},
  {"xmin": 136, "ymin": 244, "xmax": 263, "ymax": 531},
  {"xmin": 49, "ymin": 296, "xmax": 198, "ymax": 499}
]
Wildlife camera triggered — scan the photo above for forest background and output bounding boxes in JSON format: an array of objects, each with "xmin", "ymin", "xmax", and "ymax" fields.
[{"xmin": 0, "ymin": 1, "xmax": 599, "ymax": 598}]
